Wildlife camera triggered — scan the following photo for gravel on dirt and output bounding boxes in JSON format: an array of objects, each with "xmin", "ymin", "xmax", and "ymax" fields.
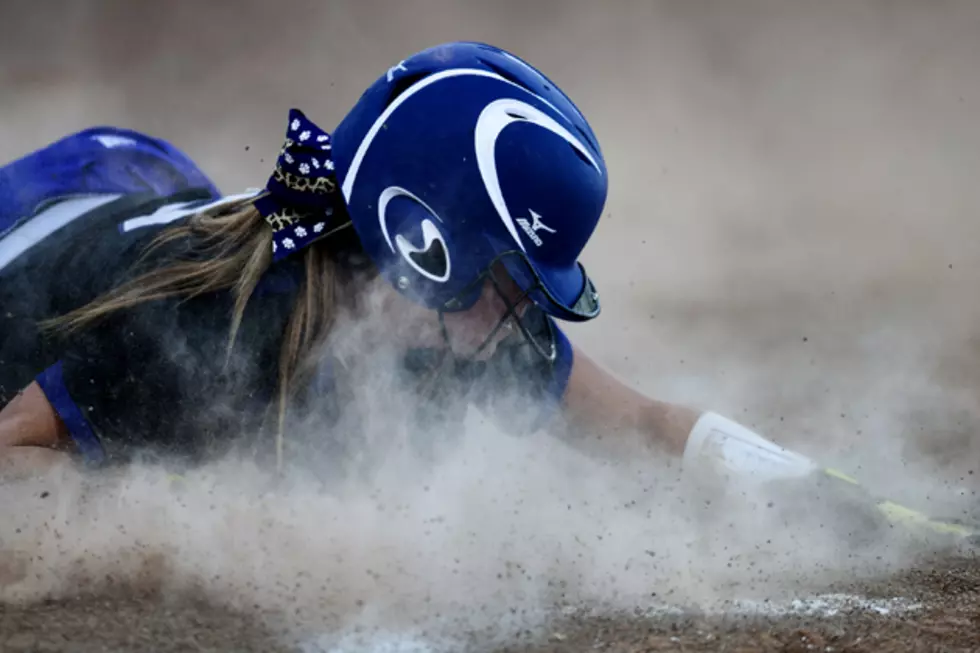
[{"xmin": 2, "ymin": 555, "xmax": 978, "ymax": 653}]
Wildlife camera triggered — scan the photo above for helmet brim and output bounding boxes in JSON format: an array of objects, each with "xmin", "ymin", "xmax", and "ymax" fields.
[{"xmin": 500, "ymin": 253, "xmax": 600, "ymax": 323}]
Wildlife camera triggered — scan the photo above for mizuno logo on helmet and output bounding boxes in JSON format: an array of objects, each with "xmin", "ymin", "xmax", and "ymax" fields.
[
  {"xmin": 515, "ymin": 209, "xmax": 556, "ymax": 247},
  {"xmin": 474, "ymin": 97, "xmax": 602, "ymax": 252}
]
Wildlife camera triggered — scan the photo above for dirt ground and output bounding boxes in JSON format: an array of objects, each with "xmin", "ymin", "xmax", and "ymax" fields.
[
  {"xmin": 1, "ymin": 553, "xmax": 979, "ymax": 652},
  {"xmin": 4, "ymin": 0, "xmax": 980, "ymax": 651}
]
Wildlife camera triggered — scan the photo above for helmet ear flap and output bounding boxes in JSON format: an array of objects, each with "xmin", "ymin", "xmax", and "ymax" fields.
[
  {"xmin": 395, "ymin": 221, "xmax": 449, "ymax": 283},
  {"xmin": 380, "ymin": 193, "xmax": 491, "ymax": 315},
  {"xmin": 378, "ymin": 190, "xmax": 456, "ymax": 302}
]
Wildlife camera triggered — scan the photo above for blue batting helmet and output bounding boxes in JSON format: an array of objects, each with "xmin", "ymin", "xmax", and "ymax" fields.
[{"xmin": 331, "ymin": 41, "xmax": 607, "ymax": 327}]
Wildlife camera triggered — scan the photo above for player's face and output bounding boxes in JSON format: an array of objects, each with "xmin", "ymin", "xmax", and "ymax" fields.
[{"xmin": 440, "ymin": 260, "xmax": 532, "ymax": 360}]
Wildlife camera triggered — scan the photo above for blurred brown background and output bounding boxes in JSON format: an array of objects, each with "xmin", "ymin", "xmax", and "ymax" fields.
[{"xmin": 3, "ymin": 0, "xmax": 980, "ymax": 497}]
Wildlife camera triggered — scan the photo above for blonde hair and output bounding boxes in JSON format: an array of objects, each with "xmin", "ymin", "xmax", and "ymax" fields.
[{"xmin": 44, "ymin": 194, "xmax": 363, "ymax": 471}]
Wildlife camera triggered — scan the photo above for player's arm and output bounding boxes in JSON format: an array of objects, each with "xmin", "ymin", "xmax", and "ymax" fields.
[
  {"xmin": 560, "ymin": 343, "xmax": 819, "ymax": 482},
  {"xmin": 0, "ymin": 382, "xmax": 68, "ymax": 448},
  {"xmin": 0, "ymin": 382, "xmax": 74, "ymax": 477},
  {"xmin": 560, "ymin": 342, "xmax": 980, "ymax": 543}
]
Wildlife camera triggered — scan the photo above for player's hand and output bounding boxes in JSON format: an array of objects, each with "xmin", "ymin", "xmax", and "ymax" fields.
[{"xmin": 681, "ymin": 412, "xmax": 980, "ymax": 547}]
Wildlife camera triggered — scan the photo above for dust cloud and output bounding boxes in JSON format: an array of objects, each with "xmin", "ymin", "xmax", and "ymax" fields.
[{"xmin": 3, "ymin": 0, "xmax": 980, "ymax": 651}]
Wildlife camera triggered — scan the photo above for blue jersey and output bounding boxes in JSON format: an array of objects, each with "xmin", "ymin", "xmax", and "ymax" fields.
[{"xmin": 0, "ymin": 128, "xmax": 574, "ymax": 472}]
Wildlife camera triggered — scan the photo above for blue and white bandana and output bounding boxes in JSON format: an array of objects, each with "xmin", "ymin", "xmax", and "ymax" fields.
[{"xmin": 254, "ymin": 109, "xmax": 345, "ymax": 261}]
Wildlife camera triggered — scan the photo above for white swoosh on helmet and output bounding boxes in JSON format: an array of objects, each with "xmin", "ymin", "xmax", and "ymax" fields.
[
  {"xmin": 474, "ymin": 97, "xmax": 602, "ymax": 252},
  {"xmin": 342, "ymin": 67, "xmax": 565, "ymax": 202}
]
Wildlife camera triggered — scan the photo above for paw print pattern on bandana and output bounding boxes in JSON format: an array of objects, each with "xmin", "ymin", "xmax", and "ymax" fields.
[{"xmin": 254, "ymin": 108, "xmax": 344, "ymax": 262}]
